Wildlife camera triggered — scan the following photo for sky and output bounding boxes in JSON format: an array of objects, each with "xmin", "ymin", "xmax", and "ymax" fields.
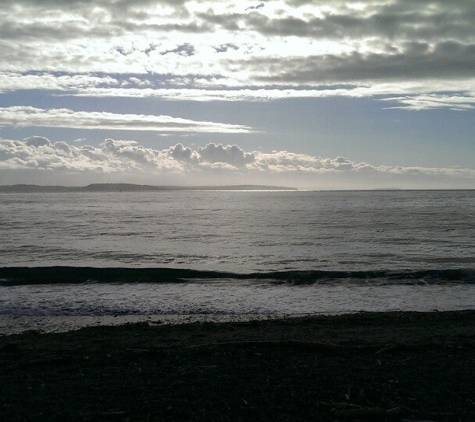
[{"xmin": 0, "ymin": 0, "xmax": 474, "ymax": 189}]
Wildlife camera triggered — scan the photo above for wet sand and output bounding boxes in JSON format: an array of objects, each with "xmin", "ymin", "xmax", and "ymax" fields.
[{"xmin": 1, "ymin": 311, "xmax": 475, "ymax": 421}]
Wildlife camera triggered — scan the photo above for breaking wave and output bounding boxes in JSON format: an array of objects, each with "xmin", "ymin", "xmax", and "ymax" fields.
[{"xmin": 1, "ymin": 266, "xmax": 475, "ymax": 286}]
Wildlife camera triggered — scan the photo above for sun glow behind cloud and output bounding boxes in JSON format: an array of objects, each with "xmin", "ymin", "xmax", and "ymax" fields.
[{"xmin": 0, "ymin": 0, "xmax": 474, "ymax": 108}]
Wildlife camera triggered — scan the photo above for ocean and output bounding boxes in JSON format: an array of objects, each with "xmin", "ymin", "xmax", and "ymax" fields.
[{"xmin": 1, "ymin": 189, "xmax": 475, "ymax": 333}]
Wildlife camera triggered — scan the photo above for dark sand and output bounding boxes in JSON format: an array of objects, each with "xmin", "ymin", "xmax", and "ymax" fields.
[{"xmin": 1, "ymin": 311, "xmax": 475, "ymax": 421}]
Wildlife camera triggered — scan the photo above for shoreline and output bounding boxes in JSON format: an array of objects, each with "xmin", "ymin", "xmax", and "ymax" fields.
[
  {"xmin": 1, "ymin": 307, "xmax": 473, "ymax": 336},
  {"xmin": 3, "ymin": 309, "xmax": 475, "ymax": 344},
  {"xmin": 0, "ymin": 313, "xmax": 308, "ymax": 336},
  {"xmin": 2, "ymin": 310, "xmax": 475, "ymax": 421}
]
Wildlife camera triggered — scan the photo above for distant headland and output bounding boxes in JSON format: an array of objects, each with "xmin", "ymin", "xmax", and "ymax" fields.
[{"xmin": 0, "ymin": 183, "xmax": 298, "ymax": 193}]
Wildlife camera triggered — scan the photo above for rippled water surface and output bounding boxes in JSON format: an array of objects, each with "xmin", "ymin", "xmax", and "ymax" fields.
[
  {"xmin": 1, "ymin": 189, "xmax": 475, "ymax": 333},
  {"xmin": 1, "ymin": 190, "xmax": 474, "ymax": 271}
]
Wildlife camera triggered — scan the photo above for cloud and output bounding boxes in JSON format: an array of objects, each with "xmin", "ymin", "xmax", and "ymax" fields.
[
  {"xmin": 213, "ymin": 43, "xmax": 239, "ymax": 53},
  {"xmin": 2, "ymin": 71, "xmax": 475, "ymax": 111},
  {"xmin": 168, "ymin": 143, "xmax": 198, "ymax": 163},
  {"xmin": 248, "ymin": 42, "xmax": 475, "ymax": 84},
  {"xmin": 23, "ymin": 136, "xmax": 52, "ymax": 148},
  {"xmin": 0, "ymin": 107, "xmax": 253, "ymax": 134},
  {"xmin": 210, "ymin": 3, "xmax": 475, "ymax": 42},
  {"xmin": 246, "ymin": 3, "xmax": 265, "ymax": 12},
  {"xmin": 0, "ymin": 72, "xmax": 121, "ymax": 94},
  {"xmin": 1, "ymin": 137, "xmax": 474, "ymax": 189},
  {"xmin": 249, "ymin": 151, "xmax": 374, "ymax": 173},
  {"xmin": 161, "ymin": 43, "xmax": 196, "ymax": 57},
  {"xmin": 0, "ymin": 1, "xmax": 475, "ymax": 109},
  {"xmin": 198, "ymin": 143, "xmax": 255, "ymax": 167},
  {"xmin": 381, "ymin": 94, "xmax": 475, "ymax": 111}
]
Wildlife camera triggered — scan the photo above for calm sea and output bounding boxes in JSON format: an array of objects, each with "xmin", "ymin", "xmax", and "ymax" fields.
[{"xmin": 1, "ymin": 190, "xmax": 475, "ymax": 333}]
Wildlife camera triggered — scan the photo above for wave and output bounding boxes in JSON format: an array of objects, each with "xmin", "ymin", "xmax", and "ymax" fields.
[{"xmin": 1, "ymin": 266, "xmax": 475, "ymax": 286}]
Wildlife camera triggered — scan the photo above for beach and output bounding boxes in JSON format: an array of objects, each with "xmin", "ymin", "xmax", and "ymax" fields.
[{"xmin": 1, "ymin": 311, "xmax": 475, "ymax": 421}]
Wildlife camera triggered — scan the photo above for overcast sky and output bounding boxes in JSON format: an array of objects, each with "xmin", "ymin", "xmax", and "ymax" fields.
[{"xmin": 1, "ymin": 0, "xmax": 474, "ymax": 189}]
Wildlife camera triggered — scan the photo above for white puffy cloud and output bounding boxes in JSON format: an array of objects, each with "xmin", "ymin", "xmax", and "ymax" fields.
[
  {"xmin": 168, "ymin": 143, "xmax": 198, "ymax": 163},
  {"xmin": 0, "ymin": 106, "xmax": 253, "ymax": 133},
  {"xmin": 0, "ymin": 137, "xmax": 184, "ymax": 175},
  {"xmin": 1, "ymin": 137, "xmax": 474, "ymax": 189},
  {"xmin": 198, "ymin": 143, "xmax": 255, "ymax": 167}
]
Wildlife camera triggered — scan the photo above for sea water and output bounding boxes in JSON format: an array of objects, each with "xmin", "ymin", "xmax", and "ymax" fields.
[{"xmin": 1, "ymin": 190, "xmax": 474, "ymax": 333}]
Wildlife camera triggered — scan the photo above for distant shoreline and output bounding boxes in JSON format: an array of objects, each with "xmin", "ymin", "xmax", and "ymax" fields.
[
  {"xmin": 0, "ymin": 183, "xmax": 298, "ymax": 193},
  {"xmin": 1, "ymin": 184, "xmax": 475, "ymax": 193}
]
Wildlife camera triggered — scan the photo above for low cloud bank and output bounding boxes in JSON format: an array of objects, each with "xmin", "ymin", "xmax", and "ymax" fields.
[{"xmin": 1, "ymin": 137, "xmax": 474, "ymax": 189}]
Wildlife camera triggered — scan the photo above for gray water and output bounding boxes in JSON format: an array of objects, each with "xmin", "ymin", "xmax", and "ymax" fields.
[
  {"xmin": 1, "ymin": 190, "xmax": 475, "ymax": 333},
  {"xmin": 1, "ymin": 190, "xmax": 474, "ymax": 271}
]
